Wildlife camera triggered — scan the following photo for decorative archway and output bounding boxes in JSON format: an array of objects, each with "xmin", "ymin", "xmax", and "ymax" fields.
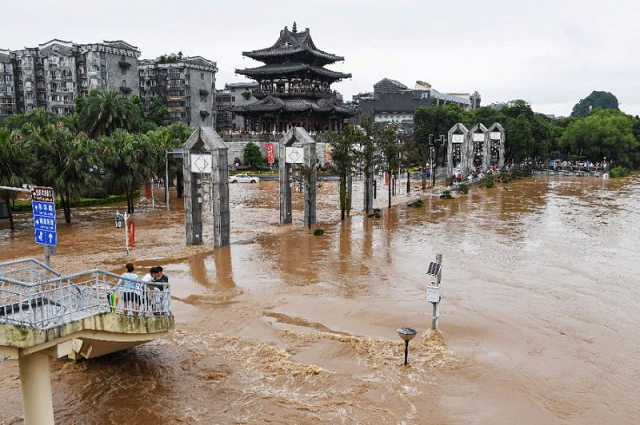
[
  {"xmin": 447, "ymin": 123, "xmax": 470, "ymax": 180},
  {"xmin": 279, "ymin": 127, "xmax": 317, "ymax": 227},
  {"xmin": 488, "ymin": 123, "xmax": 506, "ymax": 168},
  {"xmin": 182, "ymin": 127, "xmax": 230, "ymax": 249},
  {"xmin": 469, "ymin": 123, "xmax": 489, "ymax": 171}
]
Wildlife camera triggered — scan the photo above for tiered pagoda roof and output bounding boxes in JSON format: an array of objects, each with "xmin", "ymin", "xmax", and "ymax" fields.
[
  {"xmin": 242, "ymin": 23, "xmax": 345, "ymax": 66},
  {"xmin": 238, "ymin": 94, "xmax": 353, "ymax": 115},
  {"xmin": 235, "ymin": 22, "xmax": 355, "ymax": 124}
]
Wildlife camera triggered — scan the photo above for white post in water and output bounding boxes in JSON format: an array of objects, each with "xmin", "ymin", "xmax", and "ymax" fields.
[
  {"xmin": 426, "ymin": 253, "xmax": 443, "ymax": 330},
  {"xmin": 18, "ymin": 353, "xmax": 54, "ymax": 425}
]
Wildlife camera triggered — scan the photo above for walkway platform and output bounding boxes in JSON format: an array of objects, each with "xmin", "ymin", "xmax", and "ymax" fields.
[{"xmin": 0, "ymin": 258, "xmax": 175, "ymax": 424}]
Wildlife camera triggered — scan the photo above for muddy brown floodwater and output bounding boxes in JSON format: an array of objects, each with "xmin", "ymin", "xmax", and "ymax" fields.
[{"xmin": 1, "ymin": 175, "xmax": 640, "ymax": 424}]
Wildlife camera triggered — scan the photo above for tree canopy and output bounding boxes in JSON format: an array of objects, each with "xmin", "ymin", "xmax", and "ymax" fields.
[{"xmin": 571, "ymin": 91, "xmax": 619, "ymax": 118}]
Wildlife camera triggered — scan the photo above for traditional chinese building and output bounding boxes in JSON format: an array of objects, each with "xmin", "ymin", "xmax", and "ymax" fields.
[{"xmin": 234, "ymin": 22, "xmax": 354, "ymax": 133}]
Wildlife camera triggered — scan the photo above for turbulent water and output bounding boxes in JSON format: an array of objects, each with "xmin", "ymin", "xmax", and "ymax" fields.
[{"xmin": 1, "ymin": 175, "xmax": 639, "ymax": 424}]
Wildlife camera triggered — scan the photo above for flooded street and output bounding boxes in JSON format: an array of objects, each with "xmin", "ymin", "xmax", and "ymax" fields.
[{"xmin": 1, "ymin": 175, "xmax": 640, "ymax": 424}]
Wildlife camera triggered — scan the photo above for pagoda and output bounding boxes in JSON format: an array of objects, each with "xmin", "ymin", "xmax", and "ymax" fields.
[{"xmin": 235, "ymin": 22, "xmax": 354, "ymax": 133}]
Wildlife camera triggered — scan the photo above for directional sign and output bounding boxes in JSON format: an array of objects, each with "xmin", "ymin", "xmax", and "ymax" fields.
[
  {"xmin": 35, "ymin": 229, "xmax": 57, "ymax": 246},
  {"xmin": 31, "ymin": 187, "xmax": 57, "ymax": 247}
]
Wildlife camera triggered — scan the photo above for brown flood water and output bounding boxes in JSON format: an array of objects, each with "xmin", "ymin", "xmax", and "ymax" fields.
[{"xmin": 1, "ymin": 175, "xmax": 640, "ymax": 424}]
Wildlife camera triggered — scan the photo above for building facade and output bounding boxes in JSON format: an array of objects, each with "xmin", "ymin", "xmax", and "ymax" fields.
[
  {"xmin": 139, "ymin": 56, "xmax": 217, "ymax": 127},
  {"xmin": 0, "ymin": 39, "xmax": 140, "ymax": 117},
  {"xmin": 235, "ymin": 22, "xmax": 355, "ymax": 133},
  {"xmin": 357, "ymin": 78, "xmax": 481, "ymax": 130},
  {"xmin": 215, "ymin": 82, "xmax": 259, "ymax": 132}
]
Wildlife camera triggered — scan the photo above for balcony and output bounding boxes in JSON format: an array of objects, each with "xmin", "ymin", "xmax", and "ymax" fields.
[
  {"xmin": 118, "ymin": 61, "xmax": 131, "ymax": 69},
  {"xmin": 199, "ymin": 89, "xmax": 209, "ymax": 97},
  {"xmin": 200, "ymin": 111, "xmax": 210, "ymax": 118},
  {"xmin": 119, "ymin": 86, "xmax": 132, "ymax": 94}
]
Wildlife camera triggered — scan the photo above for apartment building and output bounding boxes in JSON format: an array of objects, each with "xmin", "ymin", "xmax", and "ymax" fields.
[
  {"xmin": 139, "ymin": 56, "xmax": 217, "ymax": 127},
  {"xmin": 0, "ymin": 39, "xmax": 140, "ymax": 117}
]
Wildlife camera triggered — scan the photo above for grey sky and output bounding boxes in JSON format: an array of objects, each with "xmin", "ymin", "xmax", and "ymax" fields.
[{"xmin": 3, "ymin": 0, "xmax": 639, "ymax": 116}]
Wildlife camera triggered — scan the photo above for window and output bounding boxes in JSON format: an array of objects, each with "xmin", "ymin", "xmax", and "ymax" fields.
[{"xmin": 200, "ymin": 72, "xmax": 204, "ymax": 80}]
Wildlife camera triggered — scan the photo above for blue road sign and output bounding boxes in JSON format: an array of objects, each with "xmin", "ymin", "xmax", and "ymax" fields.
[
  {"xmin": 35, "ymin": 229, "xmax": 57, "ymax": 246},
  {"xmin": 32, "ymin": 201, "xmax": 56, "ymax": 218},
  {"xmin": 32, "ymin": 201, "xmax": 57, "ymax": 246}
]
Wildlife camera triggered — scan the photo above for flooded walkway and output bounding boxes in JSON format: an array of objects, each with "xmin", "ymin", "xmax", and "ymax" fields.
[{"xmin": 1, "ymin": 175, "xmax": 639, "ymax": 423}]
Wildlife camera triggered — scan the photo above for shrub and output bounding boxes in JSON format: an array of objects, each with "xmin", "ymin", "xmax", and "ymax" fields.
[
  {"xmin": 457, "ymin": 183, "xmax": 469, "ymax": 194},
  {"xmin": 609, "ymin": 166, "xmax": 629, "ymax": 178},
  {"xmin": 313, "ymin": 228, "xmax": 324, "ymax": 236},
  {"xmin": 440, "ymin": 190, "xmax": 453, "ymax": 199},
  {"xmin": 408, "ymin": 199, "xmax": 424, "ymax": 207}
]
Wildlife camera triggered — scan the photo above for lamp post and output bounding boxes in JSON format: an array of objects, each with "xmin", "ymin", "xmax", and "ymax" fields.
[
  {"xmin": 113, "ymin": 211, "xmax": 129, "ymax": 255},
  {"xmin": 397, "ymin": 327, "xmax": 417, "ymax": 366}
]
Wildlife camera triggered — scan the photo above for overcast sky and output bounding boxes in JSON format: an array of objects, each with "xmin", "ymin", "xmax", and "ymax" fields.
[{"xmin": 3, "ymin": 0, "xmax": 639, "ymax": 117}]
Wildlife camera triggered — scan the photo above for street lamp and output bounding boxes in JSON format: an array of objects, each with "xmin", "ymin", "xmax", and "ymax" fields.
[
  {"xmin": 397, "ymin": 327, "xmax": 417, "ymax": 366},
  {"xmin": 113, "ymin": 211, "xmax": 130, "ymax": 255}
]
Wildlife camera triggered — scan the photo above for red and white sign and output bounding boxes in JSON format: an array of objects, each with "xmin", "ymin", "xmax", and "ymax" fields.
[
  {"xmin": 31, "ymin": 186, "xmax": 54, "ymax": 203},
  {"xmin": 266, "ymin": 142, "xmax": 275, "ymax": 164}
]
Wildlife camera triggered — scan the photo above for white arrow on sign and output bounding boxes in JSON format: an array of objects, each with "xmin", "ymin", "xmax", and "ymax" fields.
[{"xmin": 48, "ymin": 233, "xmax": 53, "ymax": 243}]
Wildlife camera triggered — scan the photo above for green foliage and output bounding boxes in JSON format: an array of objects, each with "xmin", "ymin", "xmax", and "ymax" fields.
[
  {"xmin": 147, "ymin": 95, "xmax": 168, "ymax": 126},
  {"xmin": 313, "ymin": 228, "xmax": 324, "ymax": 236},
  {"xmin": 243, "ymin": 142, "xmax": 263, "ymax": 168},
  {"xmin": 78, "ymin": 90, "xmax": 142, "ymax": 138},
  {"xmin": 408, "ymin": 199, "xmax": 424, "ymax": 207},
  {"xmin": 571, "ymin": 91, "xmax": 619, "ymax": 118},
  {"xmin": 440, "ymin": 190, "xmax": 453, "ymax": 199},
  {"xmin": 483, "ymin": 176, "xmax": 495, "ymax": 188},
  {"xmin": 560, "ymin": 109, "xmax": 639, "ymax": 168},
  {"xmin": 457, "ymin": 183, "xmax": 469, "ymax": 194},
  {"xmin": 327, "ymin": 123, "xmax": 365, "ymax": 219},
  {"xmin": 609, "ymin": 166, "xmax": 629, "ymax": 178},
  {"xmin": 156, "ymin": 52, "xmax": 184, "ymax": 64}
]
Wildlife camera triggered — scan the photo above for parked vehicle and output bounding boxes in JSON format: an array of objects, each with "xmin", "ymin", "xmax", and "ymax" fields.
[{"xmin": 229, "ymin": 174, "xmax": 260, "ymax": 183}]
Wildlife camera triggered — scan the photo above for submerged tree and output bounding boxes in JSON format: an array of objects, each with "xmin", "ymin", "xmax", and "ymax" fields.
[
  {"xmin": 327, "ymin": 124, "xmax": 362, "ymax": 220},
  {"xmin": 0, "ymin": 128, "xmax": 34, "ymax": 230}
]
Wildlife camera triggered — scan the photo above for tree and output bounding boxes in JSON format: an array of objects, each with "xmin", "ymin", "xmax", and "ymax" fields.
[
  {"xmin": 376, "ymin": 124, "xmax": 401, "ymax": 208},
  {"xmin": 358, "ymin": 119, "xmax": 378, "ymax": 213},
  {"xmin": 78, "ymin": 90, "xmax": 142, "ymax": 138},
  {"xmin": 243, "ymin": 142, "xmax": 262, "ymax": 168},
  {"xmin": 414, "ymin": 104, "xmax": 466, "ymax": 168},
  {"xmin": 561, "ymin": 109, "xmax": 639, "ymax": 168},
  {"xmin": 0, "ymin": 129, "xmax": 34, "ymax": 230},
  {"xmin": 147, "ymin": 95, "xmax": 168, "ymax": 126},
  {"xmin": 30, "ymin": 124, "xmax": 99, "ymax": 223},
  {"xmin": 327, "ymin": 124, "xmax": 363, "ymax": 220},
  {"xmin": 102, "ymin": 130, "xmax": 156, "ymax": 213},
  {"xmin": 571, "ymin": 91, "xmax": 619, "ymax": 118}
]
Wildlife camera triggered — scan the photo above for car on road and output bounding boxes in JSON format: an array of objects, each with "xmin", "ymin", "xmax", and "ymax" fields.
[{"xmin": 229, "ymin": 174, "xmax": 260, "ymax": 183}]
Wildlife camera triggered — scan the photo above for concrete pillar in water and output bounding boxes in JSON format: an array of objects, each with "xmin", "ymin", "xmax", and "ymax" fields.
[{"xmin": 18, "ymin": 353, "xmax": 54, "ymax": 425}]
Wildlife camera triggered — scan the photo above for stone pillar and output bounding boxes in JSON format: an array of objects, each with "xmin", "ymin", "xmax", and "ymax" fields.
[
  {"xmin": 212, "ymin": 147, "xmax": 230, "ymax": 248},
  {"xmin": 19, "ymin": 353, "xmax": 54, "ymax": 425},
  {"xmin": 279, "ymin": 141, "xmax": 292, "ymax": 224},
  {"xmin": 183, "ymin": 151, "xmax": 203, "ymax": 245},
  {"xmin": 303, "ymin": 141, "xmax": 317, "ymax": 227}
]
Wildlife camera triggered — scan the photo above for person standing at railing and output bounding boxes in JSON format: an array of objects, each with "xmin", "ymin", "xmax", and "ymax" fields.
[
  {"xmin": 117, "ymin": 263, "xmax": 140, "ymax": 316},
  {"xmin": 151, "ymin": 266, "xmax": 169, "ymax": 315}
]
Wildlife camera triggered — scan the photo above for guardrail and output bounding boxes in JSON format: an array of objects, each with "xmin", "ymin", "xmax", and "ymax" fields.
[{"xmin": 0, "ymin": 259, "xmax": 171, "ymax": 330}]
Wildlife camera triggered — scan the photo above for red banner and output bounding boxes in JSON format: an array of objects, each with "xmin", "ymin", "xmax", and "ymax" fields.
[
  {"xmin": 145, "ymin": 183, "xmax": 151, "ymax": 199},
  {"xmin": 266, "ymin": 142, "xmax": 275, "ymax": 164},
  {"xmin": 128, "ymin": 220, "xmax": 135, "ymax": 247}
]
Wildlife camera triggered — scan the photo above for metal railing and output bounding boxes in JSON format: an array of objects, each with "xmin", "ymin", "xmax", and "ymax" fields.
[{"xmin": 0, "ymin": 259, "xmax": 171, "ymax": 330}]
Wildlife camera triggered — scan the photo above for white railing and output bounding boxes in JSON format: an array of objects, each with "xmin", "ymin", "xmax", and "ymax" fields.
[{"xmin": 0, "ymin": 260, "xmax": 171, "ymax": 330}]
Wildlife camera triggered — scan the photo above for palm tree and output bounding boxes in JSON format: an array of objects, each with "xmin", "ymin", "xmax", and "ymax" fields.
[
  {"xmin": 79, "ymin": 90, "xmax": 141, "ymax": 138},
  {"xmin": 102, "ymin": 130, "xmax": 156, "ymax": 213},
  {"xmin": 31, "ymin": 124, "xmax": 99, "ymax": 223},
  {"xmin": 0, "ymin": 128, "xmax": 35, "ymax": 230}
]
